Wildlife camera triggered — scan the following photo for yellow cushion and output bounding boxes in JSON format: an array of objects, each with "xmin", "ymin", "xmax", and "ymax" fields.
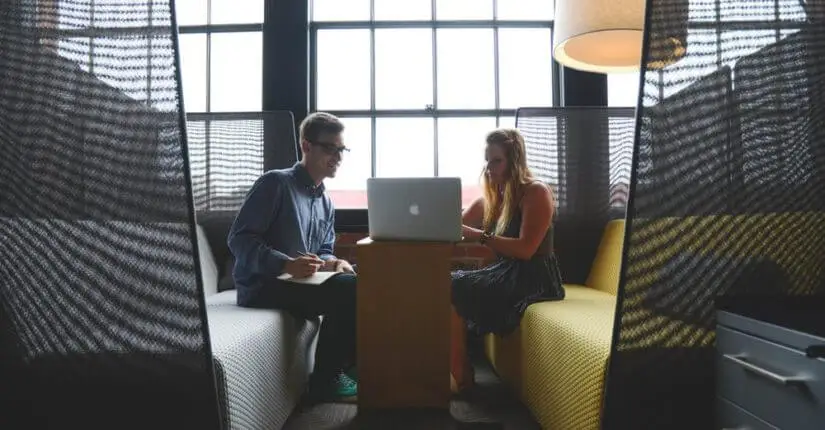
[
  {"xmin": 484, "ymin": 327, "xmax": 522, "ymax": 393},
  {"xmin": 484, "ymin": 285, "xmax": 615, "ymax": 387},
  {"xmin": 585, "ymin": 219, "xmax": 626, "ymax": 296},
  {"xmin": 522, "ymin": 285, "xmax": 616, "ymax": 430}
]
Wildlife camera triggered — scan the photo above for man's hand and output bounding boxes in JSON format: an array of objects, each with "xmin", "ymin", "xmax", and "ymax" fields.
[
  {"xmin": 284, "ymin": 254, "xmax": 324, "ymax": 278},
  {"xmin": 334, "ymin": 259, "xmax": 355, "ymax": 274}
]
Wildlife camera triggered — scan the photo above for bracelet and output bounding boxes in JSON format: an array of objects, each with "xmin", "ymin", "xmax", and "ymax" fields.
[{"xmin": 479, "ymin": 230, "xmax": 493, "ymax": 245}]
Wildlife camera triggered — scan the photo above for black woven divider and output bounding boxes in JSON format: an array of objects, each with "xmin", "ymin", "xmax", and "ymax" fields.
[
  {"xmin": 186, "ymin": 111, "xmax": 298, "ymax": 214},
  {"xmin": 0, "ymin": 1, "xmax": 222, "ymax": 428},
  {"xmin": 516, "ymin": 107, "xmax": 636, "ymax": 284},
  {"xmin": 603, "ymin": 1, "xmax": 825, "ymax": 428},
  {"xmin": 187, "ymin": 111, "xmax": 299, "ymax": 296}
]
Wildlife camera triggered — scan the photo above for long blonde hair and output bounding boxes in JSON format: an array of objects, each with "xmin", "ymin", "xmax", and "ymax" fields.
[{"xmin": 481, "ymin": 128, "xmax": 536, "ymax": 235}]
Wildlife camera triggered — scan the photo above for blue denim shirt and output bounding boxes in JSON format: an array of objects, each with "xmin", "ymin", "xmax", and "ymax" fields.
[{"xmin": 227, "ymin": 162, "xmax": 336, "ymax": 305}]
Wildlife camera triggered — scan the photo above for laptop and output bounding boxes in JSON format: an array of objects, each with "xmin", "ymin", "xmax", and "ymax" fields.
[{"xmin": 367, "ymin": 177, "xmax": 463, "ymax": 242}]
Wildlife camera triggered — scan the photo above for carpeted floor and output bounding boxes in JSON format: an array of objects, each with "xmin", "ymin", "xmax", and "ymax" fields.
[{"xmin": 282, "ymin": 360, "xmax": 540, "ymax": 430}]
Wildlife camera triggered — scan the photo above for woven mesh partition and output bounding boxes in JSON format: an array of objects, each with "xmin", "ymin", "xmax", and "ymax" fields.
[
  {"xmin": 603, "ymin": 1, "xmax": 825, "ymax": 428},
  {"xmin": 516, "ymin": 107, "xmax": 636, "ymax": 284},
  {"xmin": 188, "ymin": 114, "xmax": 263, "ymax": 213},
  {"xmin": 0, "ymin": 1, "xmax": 221, "ymax": 428},
  {"xmin": 186, "ymin": 111, "xmax": 298, "ymax": 214}
]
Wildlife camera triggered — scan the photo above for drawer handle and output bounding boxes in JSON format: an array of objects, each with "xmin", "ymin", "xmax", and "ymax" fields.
[{"xmin": 723, "ymin": 354, "xmax": 808, "ymax": 386}]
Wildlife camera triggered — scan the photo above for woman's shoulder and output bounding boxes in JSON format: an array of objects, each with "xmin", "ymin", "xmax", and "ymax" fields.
[{"xmin": 521, "ymin": 181, "xmax": 552, "ymax": 201}]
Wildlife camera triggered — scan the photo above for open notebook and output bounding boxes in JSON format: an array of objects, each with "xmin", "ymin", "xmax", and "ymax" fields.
[{"xmin": 276, "ymin": 271, "xmax": 341, "ymax": 285}]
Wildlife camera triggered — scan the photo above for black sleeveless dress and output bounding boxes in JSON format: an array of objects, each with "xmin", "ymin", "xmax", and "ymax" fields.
[{"xmin": 451, "ymin": 209, "xmax": 565, "ymax": 336}]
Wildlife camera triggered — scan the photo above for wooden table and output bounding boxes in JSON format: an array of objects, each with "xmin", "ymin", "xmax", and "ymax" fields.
[{"xmin": 355, "ymin": 237, "xmax": 453, "ymax": 410}]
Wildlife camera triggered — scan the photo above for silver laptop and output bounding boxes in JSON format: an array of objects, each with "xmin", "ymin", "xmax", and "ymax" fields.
[{"xmin": 367, "ymin": 177, "xmax": 463, "ymax": 242}]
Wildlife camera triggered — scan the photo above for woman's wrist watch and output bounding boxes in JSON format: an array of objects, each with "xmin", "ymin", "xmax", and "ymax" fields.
[{"xmin": 479, "ymin": 230, "xmax": 493, "ymax": 245}]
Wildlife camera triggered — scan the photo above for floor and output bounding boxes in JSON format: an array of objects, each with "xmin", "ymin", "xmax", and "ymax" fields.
[{"xmin": 282, "ymin": 360, "xmax": 541, "ymax": 430}]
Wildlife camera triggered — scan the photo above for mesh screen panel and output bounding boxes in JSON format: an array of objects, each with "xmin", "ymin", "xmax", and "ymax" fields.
[
  {"xmin": 186, "ymin": 115, "xmax": 265, "ymax": 213},
  {"xmin": 516, "ymin": 108, "xmax": 636, "ymax": 284},
  {"xmin": 187, "ymin": 111, "xmax": 298, "ymax": 215},
  {"xmin": 603, "ymin": 1, "xmax": 825, "ymax": 428},
  {"xmin": 0, "ymin": 1, "xmax": 221, "ymax": 428}
]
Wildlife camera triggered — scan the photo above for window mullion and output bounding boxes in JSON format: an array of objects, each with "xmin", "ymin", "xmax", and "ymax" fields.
[
  {"xmin": 493, "ymin": 26, "xmax": 500, "ymax": 123},
  {"xmin": 206, "ymin": 0, "xmax": 212, "ymax": 113},
  {"xmin": 431, "ymin": 0, "xmax": 438, "ymax": 176},
  {"xmin": 370, "ymin": 0, "xmax": 377, "ymax": 178},
  {"xmin": 493, "ymin": 0, "xmax": 500, "ymax": 124}
]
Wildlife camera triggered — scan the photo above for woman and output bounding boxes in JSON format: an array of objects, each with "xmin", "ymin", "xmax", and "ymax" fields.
[{"xmin": 450, "ymin": 128, "xmax": 565, "ymax": 391}]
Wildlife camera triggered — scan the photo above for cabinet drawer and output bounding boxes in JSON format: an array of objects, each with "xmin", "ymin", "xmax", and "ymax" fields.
[
  {"xmin": 717, "ymin": 326, "xmax": 825, "ymax": 430},
  {"xmin": 717, "ymin": 397, "xmax": 777, "ymax": 430}
]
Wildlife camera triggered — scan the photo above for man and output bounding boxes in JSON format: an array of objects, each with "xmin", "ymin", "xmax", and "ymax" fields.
[{"xmin": 227, "ymin": 112, "xmax": 357, "ymax": 401}]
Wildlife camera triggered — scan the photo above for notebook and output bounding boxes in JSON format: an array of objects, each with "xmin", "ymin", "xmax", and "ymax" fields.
[{"xmin": 277, "ymin": 271, "xmax": 341, "ymax": 285}]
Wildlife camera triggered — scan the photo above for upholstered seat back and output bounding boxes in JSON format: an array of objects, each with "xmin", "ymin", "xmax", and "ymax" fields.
[{"xmin": 585, "ymin": 219, "xmax": 626, "ymax": 296}]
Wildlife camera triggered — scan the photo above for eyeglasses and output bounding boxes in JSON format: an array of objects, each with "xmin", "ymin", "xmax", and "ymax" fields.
[{"xmin": 311, "ymin": 141, "xmax": 350, "ymax": 155}]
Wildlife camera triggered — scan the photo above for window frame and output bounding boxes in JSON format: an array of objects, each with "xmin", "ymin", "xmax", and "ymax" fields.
[
  {"xmin": 47, "ymin": 1, "xmax": 264, "ymax": 113},
  {"xmin": 177, "ymin": 0, "xmax": 264, "ymax": 114},
  {"xmin": 309, "ymin": 1, "xmax": 560, "ymax": 230}
]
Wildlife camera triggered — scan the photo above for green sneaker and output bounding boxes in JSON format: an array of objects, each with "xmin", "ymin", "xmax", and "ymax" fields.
[
  {"xmin": 345, "ymin": 366, "xmax": 358, "ymax": 382},
  {"xmin": 335, "ymin": 371, "xmax": 358, "ymax": 398}
]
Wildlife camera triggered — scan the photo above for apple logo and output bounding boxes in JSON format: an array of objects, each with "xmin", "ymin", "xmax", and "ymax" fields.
[{"xmin": 409, "ymin": 203, "xmax": 420, "ymax": 216}]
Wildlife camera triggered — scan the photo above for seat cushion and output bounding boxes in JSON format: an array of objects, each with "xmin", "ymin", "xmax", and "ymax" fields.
[
  {"xmin": 205, "ymin": 289, "xmax": 238, "ymax": 307},
  {"xmin": 521, "ymin": 285, "xmax": 616, "ymax": 430},
  {"xmin": 484, "ymin": 325, "xmax": 523, "ymax": 393},
  {"xmin": 585, "ymin": 219, "xmax": 625, "ymax": 296},
  {"xmin": 196, "ymin": 225, "xmax": 219, "ymax": 297},
  {"xmin": 196, "ymin": 211, "xmax": 238, "ymax": 292},
  {"xmin": 206, "ymin": 290, "xmax": 320, "ymax": 430}
]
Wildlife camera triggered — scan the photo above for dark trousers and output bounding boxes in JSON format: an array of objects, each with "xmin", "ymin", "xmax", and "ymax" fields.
[{"xmin": 251, "ymin": 273, "xmax": 357, "ymax": 385}]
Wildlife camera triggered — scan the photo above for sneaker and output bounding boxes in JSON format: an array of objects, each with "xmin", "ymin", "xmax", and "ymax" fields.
[
  {"xmin": 345, "ymin": 366, "xmax": 358, "ymax": 382},
  {"xmin": 306, "ymin": 370, "xmax": 358, "ymax": 402},
  {"xmin": 334, "ymin": 371, "xmax": 358, "ymax": 398}
]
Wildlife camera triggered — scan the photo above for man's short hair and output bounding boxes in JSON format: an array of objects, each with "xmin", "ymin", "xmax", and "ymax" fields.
[{"xmin": 299, "ymin": 112, "xmax": 344, "ymax": 143}]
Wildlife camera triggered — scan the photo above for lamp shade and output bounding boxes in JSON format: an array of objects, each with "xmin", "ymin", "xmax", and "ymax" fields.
[{"xmin": 553, "ymin": 0, "xmax": 687, "ymax": 73}]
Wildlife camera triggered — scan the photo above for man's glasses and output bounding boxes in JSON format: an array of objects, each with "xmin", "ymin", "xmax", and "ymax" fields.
[{"xmin": 312, "ymin": 141, "xmax": 350, "ymax": 155}]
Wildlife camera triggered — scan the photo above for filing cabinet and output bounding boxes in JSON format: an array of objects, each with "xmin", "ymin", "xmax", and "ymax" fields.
[{"xmin": 716, "ymin": 309, "xmax": 825, "ymax": 430}]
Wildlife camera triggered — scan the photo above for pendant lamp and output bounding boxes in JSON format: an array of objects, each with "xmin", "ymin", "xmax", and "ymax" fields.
[{"xmin": 553, "ymin": 0, "xmax": 687, "ymax": 73}]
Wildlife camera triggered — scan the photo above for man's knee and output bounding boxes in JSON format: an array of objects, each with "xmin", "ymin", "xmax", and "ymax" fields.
[{"xmin": 322, "ymin": 274, "xmax": 357, "ymax": 312}]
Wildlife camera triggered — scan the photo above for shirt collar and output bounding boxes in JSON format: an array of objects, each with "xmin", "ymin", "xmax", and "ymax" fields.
[{"xmin": 293, "ymin": 162, "xmax": 325, "ymax": 195}]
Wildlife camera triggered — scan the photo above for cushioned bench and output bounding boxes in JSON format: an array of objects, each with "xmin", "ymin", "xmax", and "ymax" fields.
[
  {"xmin": 197, "ymin": 218, "xmax": 320, "ymax": 430},
  {"xmin": 486, "ymin": 213, "xmax": 825, "ymax": 429},
  {"xmin": 484, "ymin": 219, "xmax": 624, "ymax": 430}
]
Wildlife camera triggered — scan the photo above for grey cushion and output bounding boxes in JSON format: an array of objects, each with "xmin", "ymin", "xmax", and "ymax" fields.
[
  {"xmin": 205, "ymin": 289, "xmax": 239, "ymax": 307},
  {"xmin": 197, "ymin": 211, "xmax": 238, "ymax": 292},
  {"xmin": 206, "ymin": 290, "xmax": 319, "ymax": 430},
  {"xmin": 196, "ymin": 225, "xmax": 219, "ymax": 297}
]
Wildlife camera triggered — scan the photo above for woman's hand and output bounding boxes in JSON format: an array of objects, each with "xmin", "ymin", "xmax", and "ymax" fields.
[
  {"xmin": 334, "ymin": 259, "xmax": 355, "ymax": 274},
  {"xmin": 462, "ymin": 225, "xmax": 483, "ymax": 242}
]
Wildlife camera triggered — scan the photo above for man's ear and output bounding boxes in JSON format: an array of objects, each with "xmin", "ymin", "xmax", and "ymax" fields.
[{"xmin": 300, "ymin": 139, "xmax": 312, "ymax": 154}]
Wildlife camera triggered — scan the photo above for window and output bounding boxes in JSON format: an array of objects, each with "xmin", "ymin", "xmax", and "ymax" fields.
[
  {"xmin": 53, "ymin": 2, "xmax": 187, "ymax": 109},
  {"xmin": 174, "ymin": 1, "xmax": 265, "ymax": 211},
  {"xmin": 176, "ymin": 0, "xmax": 264, "ymax": 113},
  {"xmin": 605, "ymin": 73, "xmax": 639, "ymax": 209},
  {"xmin": 54, "ymin": 0, "xmax": 263, "ymax": 114},
  {"xmin": 607, "ymin": 73, "xmax": 641, "ymax": 108},
  {"xmin": 311, "ymin": 0, "xmax": 556, "ymax": 209}
]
